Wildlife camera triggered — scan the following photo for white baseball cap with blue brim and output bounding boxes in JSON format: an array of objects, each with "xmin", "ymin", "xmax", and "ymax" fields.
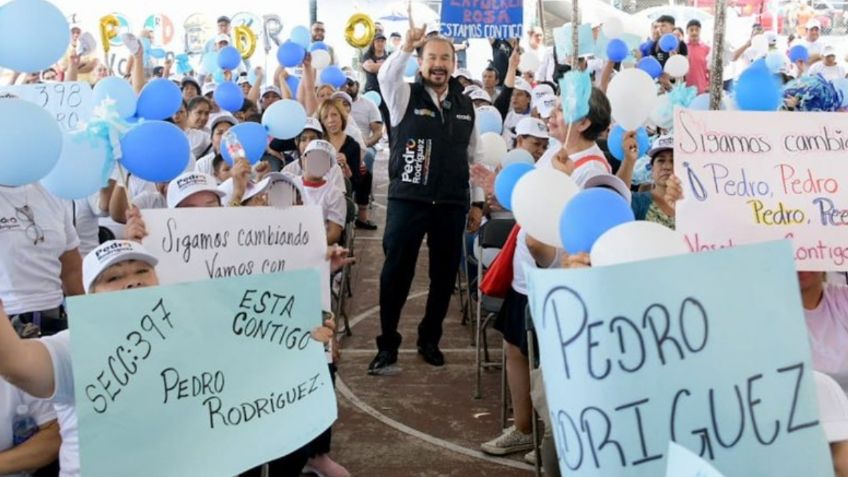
[{"xmin": 83, "ymin": 240, "xmax": 159, "ymax": 293}]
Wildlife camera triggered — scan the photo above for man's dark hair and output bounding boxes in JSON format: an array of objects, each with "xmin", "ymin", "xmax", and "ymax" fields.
[
  {"xmin": 581, "ymin": 88, "xmax": 612, "ymax": 142},
  {"xmin": 217, "ymin": 16, "xmax": 230, "ymax": 24},
  {"xmin": 687, "ymin": 19, "xmax": 702, "ymax": 29},
  {"xmin": 239, "ymin": 99, "xmax": 256, "ymax": 114},
  {"xmin": 483, "ymin": 66, "xmax": 499, "ymax": 79},
  {"xmin": 656, "ymin": 15, "xmax": 676, "ymax": 26}
]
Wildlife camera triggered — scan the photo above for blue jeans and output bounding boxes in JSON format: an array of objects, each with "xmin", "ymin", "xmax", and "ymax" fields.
[{"xmin": 364, "ymin": 147, "xmax": 376, "ymax": 173}]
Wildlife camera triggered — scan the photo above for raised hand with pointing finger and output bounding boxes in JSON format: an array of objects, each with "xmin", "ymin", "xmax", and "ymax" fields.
[{"xmin": 403, "ymin": 1, "xmax": 427, "ymax": 53}]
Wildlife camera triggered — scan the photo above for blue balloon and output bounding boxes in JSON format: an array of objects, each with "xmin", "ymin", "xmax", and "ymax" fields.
[
  {"xmin": 136, "ymin": 78, "xmax": 182, "ymax": 120},
  {"xmin": 93, "ymin": 77, "xmax": 137, "ymax": 119},
  {"xmin": 310, "ymin": 41, "xmax": 329, "ymax": 52},
  {"xmin": 735, "ymin": 65, "xmax": 782, "ymax": 111},
  {"xmin": 214, "ymin": 82, "xmax": 244, "ymax": 113},
  {"xmin": 607, "ymin": 125, "xmax": 650, "ymax": 161},
  {"xmin": 495, "ymin": 163, "xmax": 534, "ymax": 210},
  {"xmin": 502, "ymin": 149, "xmax": 534, "ymax": 166},
  {"xmin": 789, "ymin": 44, "xmax": 809, "ymax": 63},
  {"xmin": 560, "ymin": 188, "xmax": 635, "ymax": 254},
  {"xmin": 290, "ymin": 26, "xmax": 311, "ymax": 49},
  {"xmin": 637, "ymin": 56, "xmax": 662, "ymax": 79},
  {"xmin": 221, "ymin": 122, "xmax": 268, "ymax": 165},
  {"xmin": 0, "ymin": 99, "xmax": 62, "ymax": 186},
  {"xmin": 688, "ymin": 93, "xmax": 711, "ymax": 110},
  {"xmin": 286, "ymin": 75, "xmax": 301, "ymax": 100},
  {"xmin": 277, "ymin": 41, "xmax": 306, "ymax": 67},
  {"xmin": 120, "ymin": 121, "xmax": 190, "ymax": 183},
  {"xmin": 404, "ymin": 57, "xmax": 419, "ymax": 77},
  {"xmin": 320, "ymin": 66, "xmax": 346, "ymax": 88},
  {"xmin": 658, "ymin": 33, "xmax": 679, "ymax": 53},
  {"xmin": 247, "ymin": 69, "xmax": 258, "ymax": 85},
  {"xmin": 212, "ymin": 69, "xmax": 225, "ymax": 84},
  {"xmin": 218, "ymin": 46, "xmax": 241, "ymax": 71},
  {"xmin": 41, "ymin": 133, "xmax": 111, "ymax": 200},
  {"xmin": 201, "ymin": 51, "xmax": 219, "ymax": 74},
  {"xmin": 606, "ymin": 39, "xmax": 629, "ymax": 63},
  {"xmin": 0, "ymin": 0, "xmax": 69, "ymax": 72},
  {"xmin": 476, "ymin": 108, "xmax": 503, "ymax": 134},
  {"xmin": 262, "ymin": 99, "xmax": 307, "ymax": 140},
  {"xmin": 363, "ymin": 90, "xmax": 382, "ymax": 107},
  {"xmin": 149, "ymin": 48, "xmax": 166, "ymax": 59}
]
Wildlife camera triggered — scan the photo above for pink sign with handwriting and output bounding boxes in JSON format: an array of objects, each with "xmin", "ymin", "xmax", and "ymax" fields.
[{"xmin": 674, "ymin": 109, "xmax": 848, "ymax": 271}]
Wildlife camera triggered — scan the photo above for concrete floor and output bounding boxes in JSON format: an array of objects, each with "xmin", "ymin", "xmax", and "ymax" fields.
[{"xmin": 324, "ymin": 152, "xmax": 535, "ymax": 477}]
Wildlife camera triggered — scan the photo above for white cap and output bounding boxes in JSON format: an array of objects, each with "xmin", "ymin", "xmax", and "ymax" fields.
[
  {"xmin": 533, "ymin": 93, "xmax": 558, "ymax": 119},
  {"xmin": 515, "ymin": 117, "xmax": 549, "ymax": 139},
  {"xmin": 453, "ymin": 69, "xmax": 472, "ymax": 80},
  {"xmin": 469, "ymin": 89, "xmax": 492, "ymax": 104},
  {"xmin": 532, "ymin": 83, "xmax": 555, "ymax": 101},
  {"xmin": 304, "ymin": 139, "xmax": 337, "ymax": 164},
  {"xmin": 426, "ymin": 24, "xmax": 441, "ymax": 36},
  {"xmin": 167, "ymin": 172, "xmax": 226, "ymax": 208},
  {"xmin": 766, "ymin": 32, "xmax": 778, "ymax": 45},
  {"xmin": 202, "ymin": 82, "xmax": 217, "ymax": 97},
  {"xmin": 648, "ymin": 134, "xmax": 674, "ymax": 159},
  {"xmin": 218, "ymin": 176, "xmax": 272, "ymax": 205},
  {"xmin": 824, "ymin": 45, "xmax": 836, "ymax": 56},
  {"xmin": 216, "ymin": 33, "xmax": 231, "ymax": 44},
  {"xmin": 815, "ymin": 371, "xmax": 848, "ymax": 442},
  {"xmin": 237, "ymin": 76, "xmax": 251, "ymax": 85},
  {"xmin": 476, "ymin": 105, "xmax": 500, "ymax": 118},
  {"xmin": 210, "ymin": 114, "xmax": 238, "ymax": 133},
  {"xmin": 266, "ymin": 172, "xmax": 305, "ymax": 208},
  {"xmin": 330, "ymin": 91, "xmax": 353, "ymax": 105},
  {"xmin": 303, "ymin": 117, "xmax": 324, "ymax": 135},
  {"xmin": 261, "ymin": 85, "xmax": 282, "ymax": 98},
  {"xmin": 583, "ymin": 172, "xmax": 632, "ymax": 204},
  {"xmin": 463, "ymin": 84, "xmax": 482, "ymax": 96},
  {"xmin": 83, "ymin": 240, "xmax": 159, "ymax": 293},
  {"xmin": 513, "ymin": 78, "xmax": 533, "ymax": 95},
  {"xmin": 807, "ymin": 19, "xmax": 822, "ymax": 30}
]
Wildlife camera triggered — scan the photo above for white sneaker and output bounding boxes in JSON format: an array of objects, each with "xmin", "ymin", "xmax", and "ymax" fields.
[
  {"xmin": 524, "ymin": 449, "xmax": 537, "ymax": 465},
  {"xmin": 480, "ymin": 425, "xmax": 534, "ymax": 456}
]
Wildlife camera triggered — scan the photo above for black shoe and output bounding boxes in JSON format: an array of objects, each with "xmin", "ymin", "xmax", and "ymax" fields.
[
  {"xmin": 355, "ymin": 219, "xmax": 378, "ymax": 230},
  {"xmin": 417, "ymin": 343, "xmax": 445, "ymax": 367},
  {"xmin": 368, "ymin": 350, "xmax": 398, "ymax": 375}
]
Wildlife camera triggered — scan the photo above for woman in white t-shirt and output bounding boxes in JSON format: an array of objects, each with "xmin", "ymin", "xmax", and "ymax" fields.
[
  {"xmin": 0, "ymin": 183, "xmax": 84, "ymax": 336},
  {"xmin": 296, "ymin": 140, "xmax": 347, "ymax": 245},
  {"xmin": 185, "ymin": 96, "xmax": 213, "ymax": 159},
  {"xmin": 0, "ymin": 378, "xmax": 59, "ymax": 476}
]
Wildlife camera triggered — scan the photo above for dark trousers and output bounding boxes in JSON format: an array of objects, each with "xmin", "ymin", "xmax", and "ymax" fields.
[
  {"xmin": 378, "ymin": 199, "xmax": 467, "ymax": 352},
  {"xmin": 239, "ymin": 450, "xmax": 309, "ymax": 477}
]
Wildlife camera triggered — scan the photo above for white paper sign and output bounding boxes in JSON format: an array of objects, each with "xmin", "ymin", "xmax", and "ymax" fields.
[
  {"xmin": 675, "ymin": 109, "xmax": 848, "ymax": 271},
  {"xmin": 0, "ymin": 82, "xmax": 93, "ymax": 131},
  {"xmin": 141, "ymin": 206, "xmax": 331, "ymax": 308}
]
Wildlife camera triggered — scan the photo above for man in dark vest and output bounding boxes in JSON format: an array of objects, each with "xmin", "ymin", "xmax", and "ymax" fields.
[{"xmin": 370, "ymin": 15, "xmax": 483, "ymax": 375}]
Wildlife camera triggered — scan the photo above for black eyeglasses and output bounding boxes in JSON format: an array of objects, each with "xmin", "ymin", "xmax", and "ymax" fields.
[{"xmin": 15, "ymin": 205, "xmax": 45, "ymax": 245}]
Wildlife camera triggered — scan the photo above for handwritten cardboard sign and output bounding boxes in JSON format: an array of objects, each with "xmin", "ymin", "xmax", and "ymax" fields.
[
  {"xmin": 665, "ymin": 442, "xmax": 725, "ymax": 477},
  {"xmin": 140, "ymin": 206, "xmax": 330, "ymax": 308},
  {"xmin": 440, "ymin": 0, "xmax": 523, "ymax": 39},
  {"xmin": 0, "ymin": 82, "xmax": 93, "ymax": 131},
  {"xmin": 527, "ymin": 241, "xmax": 831, "ymax": 477},
  {"xmin": 67, "ymin": 270, "xmax": 336, "ymax": 477},
  {"xmin": 674, "ymin": 109, "xmax": 848, "ymax": 271}
]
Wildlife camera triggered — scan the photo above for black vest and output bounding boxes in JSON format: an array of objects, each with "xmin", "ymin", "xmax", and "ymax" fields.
[{"xmin": 388, "ymin": 77, "xmax": 475, "ymax": 206}]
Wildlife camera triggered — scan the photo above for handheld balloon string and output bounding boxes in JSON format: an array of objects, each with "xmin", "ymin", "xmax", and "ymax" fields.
[{"xmin": 116, "ymin": 161, "xmax": 135, "ymax": 210}]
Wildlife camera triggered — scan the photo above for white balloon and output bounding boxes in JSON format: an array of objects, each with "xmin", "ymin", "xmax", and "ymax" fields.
[
  {"xmin": 606, "ymin": 68, "xmax": 658, "ymax": 131},
  {"xmin": 602, "ymin": 17, "xmax": 624, "ymax": 39},
  {"xmin": 479, "ymin": 132, "xmax": 507, "ymax": 167},
  {"xmin": 664, "ymin": 54, "xmax": 689, "ymax": 78},
  {"xmin": 649, "ymin": 94, "xmax": 673, "ymax": 130},
  {"xmin": 518, "ymin": 51, "xmax": 540, "ymax": 73},
  {"xmin": 590, "ymin": 221, "xmax": 690, "ymax": 267},
  {"xmin": 512, "ymin": 168, "xmax": 579, "ymax": 247},
  {"xmin": 311, "ymin": 49, "xmax": 331, "ymax": 70}
]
